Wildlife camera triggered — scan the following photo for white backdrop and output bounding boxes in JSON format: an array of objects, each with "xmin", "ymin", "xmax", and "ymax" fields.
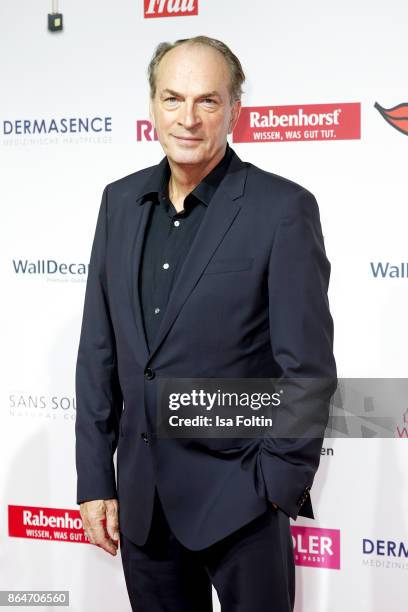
[{"xmin": 1, "ymin": 0, "xmax": 407, "ymax": 610}]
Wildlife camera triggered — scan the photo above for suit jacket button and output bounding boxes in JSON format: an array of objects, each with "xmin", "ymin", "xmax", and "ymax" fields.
[
  {"xmin": 141, "ymin": 432, "xmax": 149, "ymax": 443},
  {"xmin": 144, "ymin": 368, "xmax": 155, "ymax": 380}
]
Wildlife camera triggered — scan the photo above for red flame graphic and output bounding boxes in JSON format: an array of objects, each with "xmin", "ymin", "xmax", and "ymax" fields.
[{"xmin": 374, "ymin": 102, "xmax": 408, "ymax": 135}]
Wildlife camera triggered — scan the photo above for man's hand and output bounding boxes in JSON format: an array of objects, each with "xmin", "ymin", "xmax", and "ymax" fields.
[{"xmin": 79, "ymin": 498, "xmax": 120, "ymax": 555}]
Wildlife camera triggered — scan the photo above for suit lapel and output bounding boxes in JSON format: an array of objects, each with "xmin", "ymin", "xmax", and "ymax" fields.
[
  {"xmin": 126, "ymin": 198, "xmax": 153, "ymax": 364},
  {"xmin": 128, "ymin": 148, "xmax": 249, "ymax": 366}
]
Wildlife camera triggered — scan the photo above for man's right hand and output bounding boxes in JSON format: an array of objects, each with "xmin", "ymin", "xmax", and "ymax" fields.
[{"xmin": 79, "ymin": 498, "xmax": 120, "ymax": 556}]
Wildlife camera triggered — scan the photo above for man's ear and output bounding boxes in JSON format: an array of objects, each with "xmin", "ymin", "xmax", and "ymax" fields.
[{"xmin": 228, "ymin": 99, "xmax": 242, "ymax": 134}]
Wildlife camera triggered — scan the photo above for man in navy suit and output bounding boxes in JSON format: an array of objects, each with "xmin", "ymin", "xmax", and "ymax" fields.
[{"xmin": 75, "ymin": 35, "xmax": 336, "ymax": 611}]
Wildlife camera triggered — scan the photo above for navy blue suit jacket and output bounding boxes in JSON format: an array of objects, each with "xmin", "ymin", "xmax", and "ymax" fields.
[{"xmin": 75, "ymin": 145, "xmax": 337, "ymax": 550}]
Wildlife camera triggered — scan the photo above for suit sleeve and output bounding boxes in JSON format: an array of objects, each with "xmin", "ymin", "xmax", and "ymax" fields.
[
  {"xmin": 75, "ymin": 185, "xmax": 123, "ymax": 505},
  {"xmin": 257, "ymin": 188, "xmax": 337, "ymax": 520}
]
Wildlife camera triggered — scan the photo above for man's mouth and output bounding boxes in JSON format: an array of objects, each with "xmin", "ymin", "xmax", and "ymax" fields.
[{"xmin": 172, "ymin": 135, "xmax": 203, "ymax": 142}]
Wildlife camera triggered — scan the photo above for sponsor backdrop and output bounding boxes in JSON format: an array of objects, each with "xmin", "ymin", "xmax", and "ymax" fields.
[{"xmin": 1, "ymin": 0, "xmax": 407, "ymax": 610}]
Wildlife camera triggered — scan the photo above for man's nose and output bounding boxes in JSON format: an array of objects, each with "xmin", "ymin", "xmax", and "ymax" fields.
[{"xmin": 178, "ymin": 102, "xmax": 201, "ymax": 129}]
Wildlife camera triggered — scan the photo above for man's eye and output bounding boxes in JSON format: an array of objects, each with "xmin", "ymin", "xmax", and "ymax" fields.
[{"xmin": 163, "ymin": 97, "xmax": 216, "ymax": 105}]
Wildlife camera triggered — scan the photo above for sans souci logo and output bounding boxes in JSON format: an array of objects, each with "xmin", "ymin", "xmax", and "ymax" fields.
[
  {"xmin": 144, "ymin": 0, "xmax": 198, "ymax": 18},
  {"xmin": 233, "ymin": 103, "xmax": 361, "ymax": 143},
  {"xmin": 8, "ymin": 505, "xmax": 91, "ymax": 544},
  {"xmin": 1, "ymin": 116, "xmax": 112, "ymax": 146},
  {"xmin": 362, "ymin": 537, "xmax": 408, "ymax": 570},
  {"xmin": 12, "ymin": 258, "xmax": 89, "ymax": 282},
  {"xmin": 291, "ymin": 526, "xmax": 340, "ymax": 569},
  {"xmin": 375, "ymin": 102, "xmax": 408, "ymax": 136},
  {"xmin": 9, "ymin": 391, "xmax": 76, "ymax": 422}
]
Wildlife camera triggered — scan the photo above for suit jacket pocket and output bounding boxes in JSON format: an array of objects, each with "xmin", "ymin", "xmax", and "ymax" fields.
[{"xmin": 203, "ymin": 257, "xmax": 254, "ymax": 274}]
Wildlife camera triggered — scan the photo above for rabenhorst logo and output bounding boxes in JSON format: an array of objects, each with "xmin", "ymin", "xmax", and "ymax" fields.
[
  {"xmin": 136, "ymin": 119, "xmax": 158, "ymax": 141},
  {"xmin": 9, "ymin": 505, "xmax": 92, "ymax": 544},
  {"xmin": 9, "ymin": 391, "xmax": 76, "ymax": 421},
  {"xmin": 233, "ymin": 103, "xmax": 361, "ymax": 143},
  {"xmin": 144, "ymin": 0, "xmax": 198, "ymax": 18},
  {"xmin": 362, "ymin": 537, "xmax": 408, "ymax": 570},
  {"xmin": 370, "ymin": 262, "xmax": 408, "ymax": 279},
  {"xmin": 12, "ymin": 258, "xmax": 89, "ymax": 281},
  {"xmin": 374, "ymin": 102, "xmax": 408, "ymax": 136},
  {"xmin": 291, "ymin": 526, "xmax": 341, "ymax": 569}
]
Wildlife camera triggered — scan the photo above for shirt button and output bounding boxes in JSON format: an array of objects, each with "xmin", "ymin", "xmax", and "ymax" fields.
[
  {"xmin": 154, "ymin": 307, "xmax": 160, "ymax": 314},
  {"xmin": 163, "ymin": 262, "xmax": 170, "ymax": 269},
  {"xmin": 174, "ymin": 220, "xmax": 180, "ymax": 227},
  {"xmin": 144, "ymin": 368, "xmax": 155, "ymax": 380}
]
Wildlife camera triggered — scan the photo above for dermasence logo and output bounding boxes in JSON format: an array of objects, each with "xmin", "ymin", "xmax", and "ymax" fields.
[
  {"xmin": 1, "ymin": 116, "xmax": 113, "ymax": 146},
  {"xmin": 362, "ymin": 537, "xmax": 408, "ymax": 570}
]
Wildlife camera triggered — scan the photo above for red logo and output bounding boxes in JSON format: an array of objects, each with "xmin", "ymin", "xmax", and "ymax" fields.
[
  {"xmin": 375, "ymin": 102, "xmax": 408, "ymax": 136},
  {"xmin": 291, "ymin": 525, "xmax": 341, "ymax": 569},
  {"xmin": 136, "ymin": 119, "xmax": 158, "ymax": 141},
  {"xmin": 8, "ymin": 505, "xmax": 94, "ymax": 544},
  {"xmin": 395, "ymin": 408, "xmax": 408, "ymax": 438},
  {"xmin": 233, "ymin": 103, "xmax": 361, "ymax": 143},
  {"xmin": 144, "ymin": 0, "xmax": 198, "ymax": 18}
]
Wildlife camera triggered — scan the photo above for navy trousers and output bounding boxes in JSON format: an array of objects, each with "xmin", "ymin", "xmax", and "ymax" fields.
[{"xmin": 119, "ymin": 488, "xmax": 295, "ymax": 612}]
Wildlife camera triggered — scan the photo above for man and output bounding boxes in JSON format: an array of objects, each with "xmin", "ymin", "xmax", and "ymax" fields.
[{"xmin": 75, "ymin": 36, "xmax": 336, "ymax": 611}]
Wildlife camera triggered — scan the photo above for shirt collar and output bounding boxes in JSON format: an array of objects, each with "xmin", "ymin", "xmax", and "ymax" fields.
[{"xmin": 138, "ymin": 142, "xmax": 234, "ymax": 207}]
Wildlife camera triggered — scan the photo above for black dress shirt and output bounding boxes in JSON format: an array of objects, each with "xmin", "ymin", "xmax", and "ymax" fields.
[{"xmin": 138, "ymin": 142, "xmax": 234, "ymax": 352}]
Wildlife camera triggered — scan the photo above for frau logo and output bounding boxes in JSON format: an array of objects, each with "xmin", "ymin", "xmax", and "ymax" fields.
[
  {"xmin": 291, "ymin": 526, "xmax": 341, "ymax": 569},
  {"xmin": 144, "ymin": 0, "xmax": 198, "ymax": 18}
]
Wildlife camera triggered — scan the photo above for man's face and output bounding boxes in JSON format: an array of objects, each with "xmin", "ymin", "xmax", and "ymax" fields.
[{"xmin": 149, "ymin": 43, "xmax": 241, "ymax": 168}]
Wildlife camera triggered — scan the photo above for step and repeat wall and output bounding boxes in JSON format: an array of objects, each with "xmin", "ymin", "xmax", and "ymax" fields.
[{"xmin": 1, "ymin": 1, "xmax": 407, "ymax": 610}]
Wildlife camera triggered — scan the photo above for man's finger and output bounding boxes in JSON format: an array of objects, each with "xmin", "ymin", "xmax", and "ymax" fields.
[
  {"xmin": 105, "ymin": 501, "xmax": 120, "ymax": 544},
  {"xmin": 79, "ymin": 499, "xmax": 119, "ymax": 555},
  {"xmin": 89, "ymin": 521, "xmax": 118, "ymax": 555}
]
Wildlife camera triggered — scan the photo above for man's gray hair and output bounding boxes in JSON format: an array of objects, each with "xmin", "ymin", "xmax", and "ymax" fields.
[{"xmin": 147, "ymin": 35, "xmax": 245, "ymax": 104}]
